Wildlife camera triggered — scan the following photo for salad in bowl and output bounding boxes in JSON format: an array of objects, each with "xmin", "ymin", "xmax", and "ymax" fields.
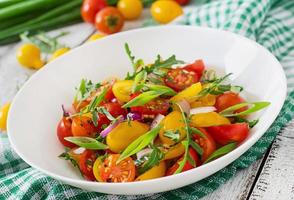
[{"xmin": 57, "ymin": 43, "xmax": 270, "ymax": 183}]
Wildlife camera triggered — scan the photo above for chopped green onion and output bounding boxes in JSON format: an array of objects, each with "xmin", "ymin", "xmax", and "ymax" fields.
[
  {"xmin": 64, "ymin": 137, "xmax": 108, "ymax": 150},
  {"xmin": 220, "ymin": 102, "xmax": 270, "ymax": 117},
  {"xmin": 204, "ymin": 142, "xmax": 237, "ymax": 164}
]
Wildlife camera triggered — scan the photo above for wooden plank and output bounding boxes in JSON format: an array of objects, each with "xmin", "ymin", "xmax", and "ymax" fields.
[{"xmin": 248, "ymin": 119, "xmax": 294, "ymax": 200}]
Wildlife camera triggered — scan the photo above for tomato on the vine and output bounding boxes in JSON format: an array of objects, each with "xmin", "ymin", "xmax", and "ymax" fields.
[
  {"xmin": 81, "ymin": 0, "xmax": 107, "ymax": 24},
  {"xmin": 79, "ymin": 150, "xmax": 97, "ymax": 181},
  {"xmin": 57, "ymin": 117, "xmax": 76, "ymax": 148},
  {"xmin": 95, "ymin": 7, "xmax": 124, "ymax": 34}
]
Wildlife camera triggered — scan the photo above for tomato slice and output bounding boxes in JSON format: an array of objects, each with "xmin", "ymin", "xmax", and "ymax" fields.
[
  {"xmin": 164, "ymin": 68, "xmax": 198, "ymax": 92},
  {"xmin": 100, "ymin": 154, "xmax": 136, "ymax": 182},
  {"xmin": 192, "ymin": 128, "xmax": 216, "ymax": 162},
  {"xmin": 215, "ymin": 92, "xmax": 247, "ymax": 112},
  {"xmin": 206, "ymin": 123, "xmax": 249, "ymax": 145},
  {"xmin": 79, "ymin": 150, "xmax": 97, "ymax": 181},
  {"xmin": 165, "ymin": 147, "xmax": 199, "ymax": 176},
  {"xmin": 183, "ymin": 59, "xmax": 205, "ymax": 79},
  {"xmin": 57, "ymin": 117, "xmax": 76, "ymax": 148}
]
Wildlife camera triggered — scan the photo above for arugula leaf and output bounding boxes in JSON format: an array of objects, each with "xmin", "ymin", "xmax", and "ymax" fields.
[
  {"xmin": 148, "ymin": 55, "xmax": 184, "ymax": 71},
  {"xmin": 204, "ymin": 143, "xmax": 237, "ymax": 164},
  {"xmin": 74, "ymin": 79, "xmax": 101, "ymax": 102},
  {"xmin": 138, "ymin": 145, "xmax": 164, "ymax": 174},
  {"xmin": 64, "ymin": 137, "xmax": 108, "ymax": 150},
  {"xmin": 220, "ymin": 102, "xmax": 270, "ymax": 117},
  {"xmin": 118, "ymin": 125, "xmax": 162, "ymax": 163},
  {"xmin": 146, "ymin": 84, "xmax": 177, "ymax": 96},
  {"xmin": 189, "ymin": 127, "xmax": 206, "ymax": 138},
  {"xmin": 59, "ymin": 151, "xmax": 79, "ymax": 168},
  {"xmin": 84, "ymin": 88, "xmax": 107, "ymax": 113},
  {"xmin": 187, "ymin": 153, "xmax": 196, "ymax": 167},
  {"xmin": 189, "ymin": 140, "xmax": 203, "ymax": 156},
  {"xmin": 164, "ymin": 130, "xmax": 180, "ymax": 142},
  {"xmin": 96, "ymin": 107, "xmax": 115, "ymax": 121},
  {"xmin": 132, "ymin": 70, "xmax": 147, "ymax": 93},
  {"xmin": 125, "ymin": 43, "xmax": 135, "ymax": 67},
  {"xmin": 122, "ymin": 90, "xmax": 164, "ymax": 108}
]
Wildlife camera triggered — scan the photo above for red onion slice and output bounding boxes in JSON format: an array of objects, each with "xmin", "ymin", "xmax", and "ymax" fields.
[
  {"xmin": 175, "ymin": 100, "xmax": 190, "ymax": 115},
  {"xmin": 190, "ymin": 106, "xmax": 216, "ymax": 115},
  {"xmin": 136, "ymin": 148, "xmax": 152, "ymax": 160},
  {"xmin": 151, "ymin": 114, "xmax": 165, "ymax": 129},
  {"xmin": 100, "ymin": 116, "xmax": 124, "ymax": 137}
]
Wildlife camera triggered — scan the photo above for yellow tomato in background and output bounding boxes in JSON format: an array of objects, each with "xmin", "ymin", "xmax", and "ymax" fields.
[
  {"xmin": 49, "ymin": 47, "xmax": 70, "ymax": 62},
  {"xmin": 136, "ymin": 161, "xmax": 166, "ymax": 181},
  {"xmin": 0, "ymin": 102, "xmax": 11, "ymax": 131},
  {"xmin": 87, "ymin": 33, "xmax": 105, "ymax": 42},
  {"xmin": 190, "ymin": 112, "xmax": 231, "ymax": 127},
  {"xmin": 112, "ymin": 80, "xmax": 134, "ymax": 102},
  {"xmin": 170, "ymin": 82, "xmax": 202, "ymax": 103},
  {"xmin": 118, "ymin": 0, "xmax": 143, "ymax": 20},
  {"xmin": 151, "ymin": 0, "xmax": 183, "ymax": 24},
  {"xmin": 17, "ymin": 44, "xmax": 44, "ymax": 69}
]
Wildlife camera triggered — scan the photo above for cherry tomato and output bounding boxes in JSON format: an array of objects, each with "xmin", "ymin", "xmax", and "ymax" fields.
[
  {"xmin": 175, "ymin": 0, "xmax": 190, "ymax": 5},
  {"xmin": 215, "ymin": 92, "xmax": 247, "ymax": 112},
  {"xmin": 183, "ymin": 59, "xmax": 205, "ymax": 79},
  {"xmin": 99, "ymin": 154, "xmax": 136, "ymax": 182},
  {"xmin": 57, "ymin": 117, "xmax": 76, "ymax": 148},
  {"xmin": 103, "ymin": 102, "xmax": 127, "ymax": 118},
  {"xmin": 166, "ymin": 147, "xmax": 199, "ymax": 176},
  {"xmin": 81, "ymin": 0, "xmax": 107, "ymax": 24},
  {"xmin": 79, "ymin": 150, "xmax": 97, "ymax": 181},
  {"xmin": 151, "ymin": 0, "xmax": 183, "ymax": 24},
  {"xmin": 104, "ymin": 86, "xmax": 115, "ymax": 102},
  {"xmin": 95, "ymin": 7, "xmax": 124, "ymax": 34},
  {"xmin": 164, "ymin": 68, "xmax": 198, "ymax": 92},
  {"xmin": 71, "ymin": 116, "xmax": 97, "ymax": 137},
  {"xmin": 206, "ymin": 123, "xmax": 249, "ymax": 145},
  {"xmin": 192, "ymin": 128, "xmax": 216, "ymax": 162},
  {"xmin": 117, "ymin": 0, "xmax": 143, "ymax": 20}
]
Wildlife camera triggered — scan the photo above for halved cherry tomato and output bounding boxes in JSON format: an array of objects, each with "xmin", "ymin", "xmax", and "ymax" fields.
[
  {"xmin": 79, "ymin": 150, "xmax": 97, "ymax": 181},
  {"xmin": 215, "ymin": 92, "xmax": 247, "ymax": 112},
  {"xmin": 100, "ymin": 154, "xmax": 135, "ymax": 182},
  {"xmin": 71, "ymin": 116, "xmax": 97, "ymax": 137},
  {"xmin": 103, "ymin": 102, "xmax": 127, "ymax": 118},
  {"xmin": 183, "ymin": 59, "xmax": 205, "ymax": 79},
  {"xmin": 192, "ymin": 128, "xmax": 216, "ymax": 162},
  {"xmin": 166, "ymin": 147, "xmax": 199, "ymax": 176},
  {"xmin": 175, "ymin": 0, "xmax": 190, "ymax": 5},
  {"xmin": 57, "ymin": 117, "xmax": 76, "ymax": 148},
  {"xmin": 104, "ymin": 86, "xmax": 115, "ymax": 102},
  {"xmin": 95, "ymin": 7, "xmax": 124, "ymax": 34},
  {"xmin": 206, "ymin": 123, "xmax": 249, "ymax": 145},
  {"xmin": 81, "ymin": 0, "xmax": 107, "ymax": 24},
  {"xmin": 164, "ymin": 68, "xmax": 198, "ymax": 92}
]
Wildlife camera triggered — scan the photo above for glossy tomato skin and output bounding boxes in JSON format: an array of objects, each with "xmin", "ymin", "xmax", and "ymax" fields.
[
  {"xmin": 175, "ymin": 0, "xmax": 190, "ymax": 5},
  {"xmin": 57, "ymin": 117, "xmax": 76, "ymax": 148},
  {"xmin": 206, "ymin": 123, "xmax": 249, "ymax": 145},
  {"xmin": 79, "ymin": 150, "xmax": 97, "ymax": 181},
  {"xmin": 81, "ymin": 0, "xmax": 107, "ymax": 24},
  {"xmin": 104, "ymin": 86, "xmax": 115, "ymax": 102},
  {"xmin": 71, "ymin": 116, "xmax": 97, "ymax": 137},
  {"xmin": 164, "ymin": 68, "xmax": 198, "ymax": 92},
  {"xmin": 215, "ymin": 92, "xmax": 247, "ymax": 112},
  {"xmin": 183, "ymin": 59, "xmax": 205, "ymax": 79},
  {"xmin": 95, "ymin": 7, "xmax": 124, "ymax": 34},
  {"xmin": 166, "ymin": 147, "xmax": 199, "ymax": 176},
  {"xmin": 103, "ymin": 102, "xmax": 127, "ymax": 118},
  {"xmin": 192, "ymin": 128, "xmax": 216, "ymax": 162}
]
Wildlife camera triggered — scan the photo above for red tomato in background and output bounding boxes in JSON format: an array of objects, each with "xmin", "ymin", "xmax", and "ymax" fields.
[
  {"xmin": 79, "ymin": 150, "xmax": 97, "ymax": 181},
  {"xmin": 95, "ymin": 7, "xmax": 124, "ymax": 34},
  {"xmin": 183, "ymin": 59, "xmax": 205, "ymax": 79},
  {"xmin": 103, "ymin": 102, "xmax": 127, "ymax": 117},
  {"xmin": 192, "ymin": 128, "xmax": 216, "ymax": 162},
  {"xmin": 57, "ymin": 117, "xmax": 76, "ymax": 148},
  {"xmin": 175, "ymin": 0, "xmax": 190, "ymax": 5},
  {"xmin": 206, "ymin": 123, "xmax": 249, "ymax": 145},
  {"xmin": 81, "ymin": 0, "xmax": 107, "ymax": 24},
  {"xmin": 166, "ymin": 147, "xmax": 199, "ymax": 176},
  {"xmin": 215, "ymin": 92, "xmax": 247, "ymax": 112},
  {"xmin": 164, "ymin": 68, "xmax": 198, "ymax": 92}
]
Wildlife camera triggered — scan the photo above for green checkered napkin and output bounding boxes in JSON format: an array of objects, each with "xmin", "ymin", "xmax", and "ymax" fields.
[{"xmin": 1, "ymin": 0, "xmax": 294, "ymax": 199}]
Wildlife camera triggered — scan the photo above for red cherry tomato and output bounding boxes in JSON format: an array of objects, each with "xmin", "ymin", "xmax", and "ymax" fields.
[
  {"xmin": 175, "ymin": 0, "xmax": 190, "ymax": 5},
  {"xmin": 192, "ymin": 128, "xmax": 216, "ymax": 162},
  {"xmin": 81, "ymin": 0, "xmax": 107, "ymax": 24},
  {"xmin": 164, "ymin": 68, "xmax": 198, "ymax": 92},
  {"xmin": 215, "ymin": 92, "xmax": 247, "ymax": 112},
  {"xmin": 71, "ymin": 116, "xmax": 97, "ymax": 137},
  {"xmin": 103, "ymin": 102, "xmax": 127, "ymax": 118},
  {"xmin": 206, "ymin": 123, "xmax": 249, "ymax": 145},
  {"xmin": 57, "ymin": 117, "xmax": 76, "ymax": 148},
  {"xmin": 183, "ymin": 59, "xmax": 205, "ymax": 79},
  {"xmin": 95, "ymin": 7, "xmax": 124, "ymax": 34},
  {"xmin": 166, "ymin": 147, "xmax": 199, "ymax": 176},
  {"xmin": 79, "ymin": 150, "xmax": 97, "ymax": 181},
  {"xmin": 104, "ymin": 86, "xmax": 115, "ymax": 102}
]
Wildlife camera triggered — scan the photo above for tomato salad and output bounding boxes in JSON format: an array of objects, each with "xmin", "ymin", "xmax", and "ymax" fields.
[{"xmin": 57, "ymin": 44, "xmax": 270, "ymax": 182}]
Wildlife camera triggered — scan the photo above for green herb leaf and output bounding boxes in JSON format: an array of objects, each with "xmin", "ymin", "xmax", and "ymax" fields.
[
  {"xmin": 132, "ymin": 70, "xmax": 147, "ymax": 93},
  {"xmin": 220, "ymin": 102, "xmax": 270, "ymax": 117},
  {"xmin": 149, "ymin": 55, "xmax": 184, "ymax": 71},
  {"xmin": 146, "ymin": 84, "xmax": 177, "ymax": 96},
  {"xmin": 122, "ymin": 90, "xmax": 163, "ymax": 108},
  {"xmin": 64, "ymin": 137, "xmax": 108, "ymax": 150},
  {"xmin": 118, "ymin": 125, "xmax": 162, "ymax": 163},
  {"xmin": 204, "ymin": 143, "xmax": 237, "ymax": 164},
  {"xmin": 187, "ymin": 153, "xmax": 196, "ymax": 167},
  {"xmin": 59, "ymin": 151, "xmax": 79, "ymax": 168},
  {"xmin": 190, "ymin": 127, "xmax": 206, "ymax": 138},
  {"xmin": 233, "ymin": 117, "xmax": 259, "ymax": 128},
  {"xmin": 164, "ymin": 130, "xmax": 180, "ymax": 142},
  {"xmin": 85, "ymin": 88, "xmax": 107, "ymax": 113},
  {"xmin": 96, "ymin": 107, "xmax": 115, "ymax": 121},
  {"xmin": 138, "ymin": 145, "xmax": 164, "ymax": 174},
  {"xmin": 190, "ymin": 140, "xmax": 203, "ymax": 156},
  {"xmin": 125, "ymin": 43, "xmax": 135, "ymax": 67},
  {"xmin": 174, "ymin": 140, "xmax": 189, "ymax": 174}
]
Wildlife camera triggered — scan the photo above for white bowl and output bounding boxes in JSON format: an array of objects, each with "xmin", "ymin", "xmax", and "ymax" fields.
[{"xmin": 8, "ymin": 25, "xmax": 287, "ymax": 195}]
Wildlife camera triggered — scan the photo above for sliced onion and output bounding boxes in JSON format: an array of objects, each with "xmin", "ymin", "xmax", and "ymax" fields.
[
  {"xmin": 136, "ymin": 148, "xmax": 152, "ymax": 160},
  {"xmin": 62, "ymin": 104, "xmax": 76, "ymax": 117},
  {"xmin": 73, "ymin": 147, "xmax": 86, "ymax": 155},
  {"xmin": 151, "ymin": 114, "xmax": 165, "ymax": 129},
  {"xmin": 100, "ymin": 116, "xmax": 124, "ymax": 137},
  {"xmin": 176, "ymin": 100, "xmax": 190, "ymax": 115},
  {"xmin": 190, "ymin": 106, "xmax": 216, "ymax": 115},
  {"xmin": 127, "ymin": 112, "xmax": 142, "ymax": 121}
]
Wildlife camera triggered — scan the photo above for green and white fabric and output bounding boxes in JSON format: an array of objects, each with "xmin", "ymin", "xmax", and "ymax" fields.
[{"xmin": 1, "ymin": 0, "xmax": 294, "ymax": 199}]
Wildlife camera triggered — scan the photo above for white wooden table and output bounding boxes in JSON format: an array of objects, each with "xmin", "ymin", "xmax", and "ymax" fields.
[{"xmin": 1, "ymin": 22, "xmax": 294, "ymax": 200}]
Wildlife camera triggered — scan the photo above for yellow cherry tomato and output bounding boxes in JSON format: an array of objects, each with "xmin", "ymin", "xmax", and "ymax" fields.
[
  {"xmin": 49, "ymin": 47, "xmax": 70, "ymax": 62},
  {"xmin": 112, "ymin": 80, "xmax": 134, "ymax": 102},
  {"xmin": 93, "ymin": 157, "xmax": 103, "ymax": 182},
  {"xmin": 136, "ymin": 161, "xmax": 166, "ymax": 181},
  {"xmin": 170, "ymin": 82, "xmax": 202, "ymax": 103},
  {"xmin": 87, "ymin": 33, "xmax": 105, "ymax": 42},
  {"xmin": 159, "ymin": 111, "xmax": 186, "ymax": 145},
  {"xmin": 17, "ymin": 43, "xmax": 44, "ymax": 69},
  {"xmin": 118, "ymin": 0, "xmax": 143, "ymax": 20},
  {"xmin": 0, "ymin": 102, "xmax": 11, "ymax": 131},
  {"xmin": 190, "ymin": 112, "xmax": 231, "ymax": 127},
  {"xmin": 151, "ymin": 0, "xmax": 183, "ymax": 24},
  {"xmin": 106, "ymin": 121, "xmax": 149, "ymax": 153},
  {"xmin": 163, "ymin": 143, "xmax": 185, "ymax": 160},
  {"xmin": 190, "ymin": 94, "xmax": 216, "ymax": 108}
]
